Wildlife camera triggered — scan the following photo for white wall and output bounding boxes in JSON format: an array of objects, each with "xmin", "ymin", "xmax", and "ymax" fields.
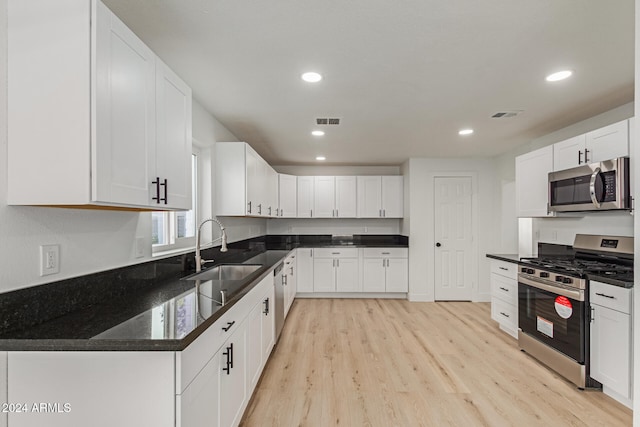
[
  {"xmin": 0, "ymin": 0, "xmax": 262, "ymax": 294},
  {"xmin": 633, "ymin": 2, "xmax": 639, "ymax": 424},
  {"xmin": 405, "ymin": 157, "xmax": 495, "ymax": 303}
]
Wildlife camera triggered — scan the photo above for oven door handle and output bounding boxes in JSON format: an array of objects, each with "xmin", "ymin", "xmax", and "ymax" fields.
[
  {"xmin": 519, "ymin": 275, "xmax": 584, "ymax": 301},
  {"xmin": 589, "ymin": 167, "xmax": 602, "ymax": 209}
]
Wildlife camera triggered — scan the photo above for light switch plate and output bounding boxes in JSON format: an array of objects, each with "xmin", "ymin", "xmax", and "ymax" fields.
[{"xmin": 40, "ymin": 244, "xmax": 60, "ymax": 276}]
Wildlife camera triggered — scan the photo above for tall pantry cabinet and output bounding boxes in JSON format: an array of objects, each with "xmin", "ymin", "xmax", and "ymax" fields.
[{"xmin": 7, "ymin": 0, "xmax": 193, "ymax": 210}]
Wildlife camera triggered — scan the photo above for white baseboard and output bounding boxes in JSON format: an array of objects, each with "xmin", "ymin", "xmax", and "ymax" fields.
[{"xmin": 295, "ymin": 292, "xmax": 407, "ymax": 299}]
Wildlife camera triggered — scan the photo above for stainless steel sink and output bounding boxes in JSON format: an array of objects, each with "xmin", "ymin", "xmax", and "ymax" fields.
[{"xmin": 183, "ymin": 264, "xmax": 262, "ymax": 282}]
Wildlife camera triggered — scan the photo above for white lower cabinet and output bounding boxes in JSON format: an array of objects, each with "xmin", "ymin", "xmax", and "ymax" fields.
[
  {"xmin": 219, "ymin": 322, "xmax": 247, "ymax": 427},
  {"xmin": 178, "ymin": 352, "xmax": 221, "ymax": 427},
  {"xmin": 362, "ymin": 248, "xmax": 408, "ymax": 292},
  {"xmin": 489, "ymin": 259, "xmax": 518, "ymax": 339},
  {"xmin": 296, "ymin": 248, "xmax": 314, "ymax": 292},
  {"xmin": 589, "ymin": 281, "xmax": 633, "ymax": 407},
  {"xmin": 313, "ymin": 248, "xmax": 359, "ymax": 292},
  {"xmin": 283, "ymin": 253, "xmax": 297, "ymax": 316}
]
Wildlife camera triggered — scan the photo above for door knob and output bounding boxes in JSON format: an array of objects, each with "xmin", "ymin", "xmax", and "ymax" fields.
[{"xmin": 436, "ymin": 242, "xmax": 442, "ymax": 247}]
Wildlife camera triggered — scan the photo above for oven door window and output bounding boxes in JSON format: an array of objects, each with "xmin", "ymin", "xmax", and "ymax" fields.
[{"xmin": 518, "ymin": 283, "xmax": 585, "ymax": 363}]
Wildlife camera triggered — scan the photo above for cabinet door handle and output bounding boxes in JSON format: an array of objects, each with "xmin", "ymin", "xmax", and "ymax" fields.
[
  {"xmin": 382, "ymin": 259, "xmax": 386, "ymax": 267},
  {"xmin": 578, "ymin": 150, "xmax": 583, "ymax": 165},
  {"xmin": 222, "ymin": 321, "xmax": 235, "ymax": 332},
  {"xmin": 337, "ymin": 259, "xmax": 340, "ymax": 267},
  {"xmin": 283, "ymin": 275, "xmax": 287, "ymax": 285},
  {"xmin": 222, "ymin": 343, "xmax": 232, "ymax": 375},
  {"xmin": 500, "ymin": 312, "xmax": 510, "ymax": 318},
  {"xmin": 595, "ymin": 292, "xmax": 615, "ymax": 299},
  {"xmin": 499, "ymin": 287, "xmax": 509, "ymax": 292},
  {"xmin": 161, "ymin": 179, "xmax": 167, "ymax": 204},
  {"xmin": 152, "ymin": 177, "xmax": 161, "ymax": 203},
  {"xmin": 248, "ymin": 201, "xmax": 252, "ymax": 214},
  {"xmin": 379, "ymin": 209, "xmax": 382, "ymax": 217},
  {"xmin": 383, "ymin": 209, "xmax": 386, "ymax": 217},
  {"xmin": 258, "ymin": 204, "xmax": 262, "ymax": 215},
  {"xmin": 263, "ymin": 298, "xmax": 269, "ymax": 315},
  {"xmin": 499, "ymin": 266, "xmax": 508, "ymax": 271},
  {"xmin": 310, "ymin": 209, "xmax": 313, "ymax": 217},
  {"xmin": 584, "ymin": 148, "xmax": 590, "ymax": 163},
  {"xmin": 268, "ymin": 206, "xmax": 272, "ymax": 216}
]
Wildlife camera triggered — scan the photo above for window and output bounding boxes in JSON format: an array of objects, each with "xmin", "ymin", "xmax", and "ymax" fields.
[{"xmin": 152, "ymin": 153, "xmax": 198, "ymax": 253}]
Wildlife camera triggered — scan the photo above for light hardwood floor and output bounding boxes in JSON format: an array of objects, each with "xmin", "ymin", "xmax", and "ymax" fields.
[{"xmin": 241, "ymin": 299, "xmax": 632, "ymax": 427}]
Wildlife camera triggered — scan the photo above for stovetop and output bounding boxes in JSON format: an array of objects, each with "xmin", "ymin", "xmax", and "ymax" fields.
[{"xmin": 520, "ymin": 255, "xmax": 634, "ymax": 288}]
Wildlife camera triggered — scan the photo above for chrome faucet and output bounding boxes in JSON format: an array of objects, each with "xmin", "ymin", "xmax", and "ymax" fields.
[{"xmin": 195, "ymin": 218, "xmax": 228, "ymax": 272}]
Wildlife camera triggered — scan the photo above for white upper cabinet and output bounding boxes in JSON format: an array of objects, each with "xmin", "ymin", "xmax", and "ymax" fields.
[
  {"xmin": 215, "ymin": 142, "xmax": 277, "ymax": 217},
  {"xmin": 310, "ymin": 176, "xmax": 358, "ymax": 218},
  {"xmin": 357, "ymin": 176, "xmax": 404, "ymax": 218},
  {"xmin": 314, "ymin": 176, "xmax": 336, "ymax": 217},
  {"xmin": 553, "ymin": 135, "xmax": 587, "ymax": 171},
  {"xmin": 585, "ymin": 120, "xmax": 630, "ymax": 163},
  {"xmin": 154, "ymin": 59, "xmax": 193, "ymax": 209},
  {"xmin": 335, "ymin": 176, "xmax": 358, "ymax": 217},
  {"xmin": 278, "ymin": 174, "xmax": 297, "ymax": 217},
  {"xmin": 516, "ymin": 145, "xmax": 554, "ymax": 217},
  {"xmin": 553, "ymin": 120, "xmax": 630, "ymax": 171},
  {"xmin": 7, "ymin": 0, "xmax": 192, "ymax": 210},
  {"xmin": 297, "ymin": 176, "xmax": 315, "ymax": 218}
]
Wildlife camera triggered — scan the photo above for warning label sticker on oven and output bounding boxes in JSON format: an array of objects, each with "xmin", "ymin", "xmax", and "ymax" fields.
[
  {"xmin": 554, "ymin": 296, "xmax": 573, "ymax": 319},
  {"xmin": 537, "ymin": 316, "xmax": 554, "ymax": 338}
]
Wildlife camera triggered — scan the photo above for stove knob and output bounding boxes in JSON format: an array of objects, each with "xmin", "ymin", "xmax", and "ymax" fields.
[
  {"xmin": 555, "ymin": 276, "xmax": 564, "ymax": 282},
  {"xmin": 539, "ymin": 272, "xmax": 549, "ymax": 278},
  {"xmin": 563, "ymin": 277, "xmax": 573, "ymax": 284},
  {"xmin": 527, "ymin": 268, "xmax": 535, "ymax": 275}
]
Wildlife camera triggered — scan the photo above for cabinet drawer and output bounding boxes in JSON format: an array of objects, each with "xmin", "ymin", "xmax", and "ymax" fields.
[
  {"xmin": 363, "ymin": 248, "xmax": 408, "ymax": 259},
  {"xmin": 491, "ymin": 297, "xmax": 517, "ymax": 331},
  {"xmin": 313, "ymin": 247, "xmax": 358, "ymax": 258},
  {"xmin": 490, "ymin": 260, "xmax": 518, "ymax": 280},
  {"xmin": 590, "ymin": 281, "xmax": 632, "ymax": 314},
  {"xmin": 491, "ymin": 273, "xmax": 517, "ymax": 305}
]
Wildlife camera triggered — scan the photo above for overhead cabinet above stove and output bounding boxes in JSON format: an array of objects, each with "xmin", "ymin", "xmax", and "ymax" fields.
[{"xmin": 7, "ymin": 0, "xmax": 193, "ymax": 210}]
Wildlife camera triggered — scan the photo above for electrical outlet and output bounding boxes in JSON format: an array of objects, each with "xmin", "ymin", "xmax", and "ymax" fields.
[
  {"xmin": 40, "ymin": 244, "xmax": 60, "ymax": 276},
  {"xmin": 135, "ymin": 237, "xmax": 145, "ymax": 258}
]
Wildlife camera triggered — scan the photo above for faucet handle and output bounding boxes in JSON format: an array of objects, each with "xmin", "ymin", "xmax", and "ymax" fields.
[{"xmin": 200, "ymin": 259, "xmax": 215, "ymax": 266}]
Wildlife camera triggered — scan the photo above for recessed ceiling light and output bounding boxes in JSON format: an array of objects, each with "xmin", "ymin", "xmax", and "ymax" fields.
[
  {"xmin": 458, "ymin": 129, "xmax": 474, "ymax": 136},
  {"xmin": 546, "ymin": 70, "xmax": 573, "ymax": 82},
  {"xmin": 301, "ymin": 72, "xmax": 322, "ymax": 83},
  {"xmin": 316, "ymin": 156, "xmax": 326, "ymax": 161},
  {"xmin": 311, "ymin": 130, "xmax": 325, "ymax": 136}
]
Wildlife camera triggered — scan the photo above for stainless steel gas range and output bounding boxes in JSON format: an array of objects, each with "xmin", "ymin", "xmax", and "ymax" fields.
[{"xmin": 517, "ymin": 234, "xmax": 633, "ymax": 389}]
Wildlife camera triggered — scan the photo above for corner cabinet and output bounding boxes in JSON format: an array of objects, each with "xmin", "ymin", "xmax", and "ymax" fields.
[
  {"xmin": 215, "ymin": 142, "xmax": 278, "ymax": 217},
  {"xmin": 515, "ymin": 145, "xmax": 554, "ymax": 217},
  {"xmin": 7, "ymin": 0, "xmax": 192, "ymax": 210}
]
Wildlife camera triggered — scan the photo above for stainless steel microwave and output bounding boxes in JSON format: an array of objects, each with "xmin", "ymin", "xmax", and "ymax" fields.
[{"xmin": 548, "ymin": 157, "xmax": 630, "ymax": 212}]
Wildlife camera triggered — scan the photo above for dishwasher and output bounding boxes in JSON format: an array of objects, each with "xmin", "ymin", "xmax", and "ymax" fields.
[{"xmin": 274, "ymin": 263, "xmax": 285, "ymax": 342}]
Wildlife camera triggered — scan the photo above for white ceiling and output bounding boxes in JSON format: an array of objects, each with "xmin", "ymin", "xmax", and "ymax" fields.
[{"xmin": 103, "ymin": 0, "xmax": 634, "ymax": 166}]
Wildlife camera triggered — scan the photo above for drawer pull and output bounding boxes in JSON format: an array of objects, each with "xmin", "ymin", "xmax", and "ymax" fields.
[
  {"xmin": 222, "ymin": 321, "xmax": 236, "ymax": 332},
  {"xmin": 595, "ymin": 292, "xmax": 615, "ymax": 299},
  {"xmin": 499, "ymin": 287, "xmax": 509, "ymax": 292},
  {"xmin": 382, "ymin": 252, "xmax": 391, "ymax": 255},
  {"xmin": 500, "ymin": 312, "xmax": 510, "ymax": 318},
  {"xmin": 499, "ymin": 267, "xmax": 508, "ymax": 271},
  {"xmin": 331, "ymin": 252, "xmax": 340, "ymax": 255}
]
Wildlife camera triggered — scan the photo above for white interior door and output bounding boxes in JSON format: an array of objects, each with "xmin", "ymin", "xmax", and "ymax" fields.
[{"xmin": 434, "ymin": 177, "xmax": 473, "ymax": 301}]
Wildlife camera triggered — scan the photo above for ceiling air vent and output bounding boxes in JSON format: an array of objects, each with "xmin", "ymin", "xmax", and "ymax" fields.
[
  {"xmin": 491, "ymin": 110, "xmax": 523, "ymax": 119},
  {"xmin": 316, "ymin": 117, "xmax": 341, "ymax": 125}
]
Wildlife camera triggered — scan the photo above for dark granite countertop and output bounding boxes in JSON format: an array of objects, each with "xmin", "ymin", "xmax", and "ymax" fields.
[
  {"xmin": 0, "ymin": 250, "xmax": 291, "ymax": 351},
  {"xmin": 0, "ymin": 234, "xmax": 408, "ymax": 351},
  {"xmin": 485, "ymin": 254, "xmax": 521, "ymax": 263}
]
